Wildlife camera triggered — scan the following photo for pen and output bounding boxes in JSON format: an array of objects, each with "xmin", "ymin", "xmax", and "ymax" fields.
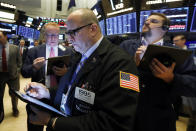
[
  {"xmin": 25, "ymin": 79, "xmax": 44, "ymax": 93},
  {"xmin": 25, "ymin": 86, "xmax": 33, "ymax": 93}
]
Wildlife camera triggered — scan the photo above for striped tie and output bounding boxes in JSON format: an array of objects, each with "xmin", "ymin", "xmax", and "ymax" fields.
[
  {"xmin": 49, "ymin": 47, "xmax": 57, "ymax": 87},
  {"xmin": 70, "ymin": 55, "xmax": 87, "ymax": 85},
  {"xmin": 64, "ymin": 55, "xmax": 87, "ymax": 115}
]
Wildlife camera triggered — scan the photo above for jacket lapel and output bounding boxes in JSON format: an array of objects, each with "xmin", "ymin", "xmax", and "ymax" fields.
[{"xmin": 67, "ymin": 38, "xmax": 109, "ymax": 100}]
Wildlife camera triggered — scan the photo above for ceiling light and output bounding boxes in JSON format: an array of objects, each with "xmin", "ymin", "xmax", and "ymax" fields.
[
  {"xmin": 107, "ymin": 7, "xmax": 133, "ymax": 16},
  {"xmin": 0, "ymin": 11, "xmax": 15, "ymax": 20}
]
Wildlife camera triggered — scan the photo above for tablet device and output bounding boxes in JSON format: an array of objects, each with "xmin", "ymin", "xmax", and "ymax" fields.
[
  {"xmin": 139, "ymin": 44, "xmax": 193, "ymax": 70},
  {"xmin": 47, "ymin": 55, "xmax": 70, "ymax": 75},
  {"xmin": 12, "ymin": 89, "xmax": 67, "ymax": 117}
]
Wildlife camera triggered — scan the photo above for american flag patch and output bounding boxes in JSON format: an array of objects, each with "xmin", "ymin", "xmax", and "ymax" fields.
[{"xmin": 120, "ymin": 71, "xmax": 139, "ymax": 92}]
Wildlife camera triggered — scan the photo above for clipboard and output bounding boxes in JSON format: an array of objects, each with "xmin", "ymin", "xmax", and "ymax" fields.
[
  {"xmin": 11, "ymin": 89, "xmax": 67, "ymax": 117},
  {"xmin": 47, "ymin": 55, "xmax": 70, "ymax": 75},
  {"xmin": 139, "ymin": 44, "xmax": 192, "ymax": 70}
]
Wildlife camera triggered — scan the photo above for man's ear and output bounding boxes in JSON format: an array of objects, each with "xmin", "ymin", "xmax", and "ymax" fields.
[{"xmin": 90, "ymin": 24, "xmax": 98, "ymax": 36}]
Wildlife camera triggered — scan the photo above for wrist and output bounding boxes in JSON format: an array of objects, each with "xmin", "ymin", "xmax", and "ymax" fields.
[{"xmin": 164, "ymin": 73, "xmax": 174, "ymax": 83}]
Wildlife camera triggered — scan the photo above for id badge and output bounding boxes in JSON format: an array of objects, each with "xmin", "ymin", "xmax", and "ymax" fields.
[
  {"xmin": 74, "ymin": 87, "xmax": 95, "ymax": 105},
  {"xmin": 60, "ymin": 93, "xmax": 67, "ymax": 113}
]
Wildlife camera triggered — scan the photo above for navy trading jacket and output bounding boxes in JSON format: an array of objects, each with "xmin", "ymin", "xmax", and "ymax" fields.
[
  {"xmin": 49, "ymin": 37, "xmax": 140, "ymax": 131},
  {"xmin": 120, "ymin": 39, "xmax": 196, "ymax": 131}
]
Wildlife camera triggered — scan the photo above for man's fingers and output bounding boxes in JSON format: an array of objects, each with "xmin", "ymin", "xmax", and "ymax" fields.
[
  {"xmin": 151, "ymin": 61, "xmax": 163, "ymax": 74},
  {"xmin": 170, "ymin": 62, "xmax": 176, "ymax": 70},
  {"xmin": 152, "ymin": 58, "xmax": 167, "ymax": 71}
]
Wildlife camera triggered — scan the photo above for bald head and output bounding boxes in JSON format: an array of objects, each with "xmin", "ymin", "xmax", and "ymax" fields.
[
  {"xmin": 20, "ymin": 39, "xmax": 25, "ymax": 47},
  {"xmin": 66, "ymin": 8, "xmax": 103, "ymax": 54},
  {"xmin": 67, "ymin": 8, "xmax": 100, "ymax": 30}
]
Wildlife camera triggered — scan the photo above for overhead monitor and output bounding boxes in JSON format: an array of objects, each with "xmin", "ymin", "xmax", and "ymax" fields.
[
  {"xmin": 141, "ymin": 0, "xmax": 190, "ymax": 10},
  {"xmin": 190, "ymin": 7, "xmax": 196, "ymax": 32},
  {"xmin": 26, "ymin": 17, "xmax": 33, "ymax": 26},
  {"xmin": 26, "ymin": 28, "xmax": 34, "ymax": 39},
  {"xmin": 102, "ymin": 0, "xmax": 135, "ymax": 17},
  {"xmin": 33, "ymin": 30, "xmax": 40, "ymax": 40},
  {"xmin": 59, "ymin": 34, "xmax": 64, "ymax": 40},
  {"xmin": 40, "ymin": 17, "xmax": 66, "ymax": 27},
  {"xmin": 99, "ymin": 20, "xmax": 105, "ymax": 35},
  {"xmin": 0, "ymin": 22, "xmax": 17, "ymax": 34},
  {"xmin": 140, "ymin": 7, "xmax": 189, "ymax": 32},
  {"xmin": 91, "ymin": 0, "xmax": 105, "ymax": 20},
  {"xmin": 106, "ymin": 12, "xmax": 136, "ymax": 35},
  {"xmin": 18, "ymin": 25, "xmax": 27, "ymax": 37},
  {"xmin": 18, "ymin": 26, "xmax": 35, "ymax": 39}
]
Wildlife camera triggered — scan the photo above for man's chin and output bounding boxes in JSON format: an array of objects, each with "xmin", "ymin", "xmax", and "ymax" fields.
[{"xmin": 141, "ymin": 30, "xmax": 151, "ymax": 37}]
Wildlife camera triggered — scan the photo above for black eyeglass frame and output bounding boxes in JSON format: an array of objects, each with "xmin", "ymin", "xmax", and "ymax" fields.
[
  {"xmin": 145, "ymin": 18, "xmax": 162, "ymax": 24},
  {"xmin": 65, "ymin": 23, "xmax": 93, "ymax": 36}
]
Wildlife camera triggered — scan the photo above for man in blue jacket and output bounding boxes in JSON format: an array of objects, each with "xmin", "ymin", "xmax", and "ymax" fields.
[{"xmin": 120, "ymin": 13, "xmax": 196, "ymax": 131}]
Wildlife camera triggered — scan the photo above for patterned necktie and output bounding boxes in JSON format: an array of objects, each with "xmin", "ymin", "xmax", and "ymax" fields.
[
  {"xmin": 64, "ymin": 55, "xmax": 87, "ymax": 115},
  {"xmin": 49, "ymin": 47, "xmax": 57, "ymax": 87},
  {"xmin": 2, "ymin": 45, "xmax": 7, "ymax": 72},
  {"xmin": 70, "ymin": 55, "xmax": 87, "ymax": 85}
]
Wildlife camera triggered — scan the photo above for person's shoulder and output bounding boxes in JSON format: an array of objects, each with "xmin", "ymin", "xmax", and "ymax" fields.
[
  {"xmin": 104, "ymin": 40, "xmax": 133, "ymax": 60},
  {"xmin": 9, "ymin": 44, "xmax": 20, "ymax": 50},
  {"xmin": 120, "ymin": 39, "xmax": 140, "ymax": 46}
]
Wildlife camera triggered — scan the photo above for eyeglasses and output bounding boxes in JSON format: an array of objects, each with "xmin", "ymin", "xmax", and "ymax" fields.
[
  {"xmin": 65, "ymin": 23, "xmax": 92, "ymax": 37},
  {"xmin": 173, "ymin": 39, "xmax": 182, "ymax": 43},
  {"xmin": 145, "ymin": 19, "xmax": 162, "ymax": 24}
]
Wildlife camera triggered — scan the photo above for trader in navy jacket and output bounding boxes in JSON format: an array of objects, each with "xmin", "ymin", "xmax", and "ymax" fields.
[
  {"xmin": 24, "ymin": 8, "xmax": 139, "ymax": 131},
  {"xmin": 120, "ymin": 13, "xmax": 196, "ymax": 131}
]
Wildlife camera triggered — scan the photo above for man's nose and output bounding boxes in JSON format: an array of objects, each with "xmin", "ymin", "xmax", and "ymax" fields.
[{"xmin": 144, "ymin": 20, "xmax": 150, "ymax": 25}]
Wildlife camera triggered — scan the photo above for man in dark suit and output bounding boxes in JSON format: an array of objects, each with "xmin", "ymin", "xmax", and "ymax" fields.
[
  {"xmin": 0, "ymin": 31, "xmax": 22, "ymax": 123},
  {"xmin": 19, "ymin": 39, "xmax": 28, "ymax": 63},
  {"xmin": 21, "ymin": 22, "xmax": 73, "ymax": 131},
  {"xmin": 120, "ymin": 13, "xmax": 196, "ymax": 131},
  {"xmin": 21, "ymin": 22, "xmax": 73, "ymax": 86},
  {"xmin": 24, "ymin": 8, "xmax": 139, "ymax": 131}
]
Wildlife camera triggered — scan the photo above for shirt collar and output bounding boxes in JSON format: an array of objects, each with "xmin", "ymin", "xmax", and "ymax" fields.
[
  {"xmin": 142, "ymin": 37, "xmax": 163, "ymax": 46},
  {"xmin": 46, "ymin": 44, "xmax": 58, "ymax": 50},
  {"xmin": 182, "ymin": 45, "xmax": 187, "ymax": 50},
  {"xmin": 83, "ymin": 35, "xmax": 103, "ymax": 58}
]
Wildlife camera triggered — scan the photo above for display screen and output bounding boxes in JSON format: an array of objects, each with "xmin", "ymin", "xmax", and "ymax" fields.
[
  {"xmin": 18, "ymin": 26, "xmax": 35, "ymax": 39},
  {"xmin": 0, "ymin": 22, "xmax": 17, "ymax": 34},
  {"xmin": 140, "ymin": 7, "xmax": 189, "ymax": 32},
  {"xmin": 26, "ymin": 17, "xmax": 33, "ymax": 25},
  {"xmin": 186, "ymin": 41, "xmax": 196, "ymax": 49},
  {"xmin": 59, "ymin": 34, "xmax": 64, "ymax": 40},
  {"xmin": 91, "ymin": 0, "xmax": 105, "ymax": 20},
  {"xmin": 26, "ymin": 28, "xmax": 34, "ymax": 39},
  {"xmin": 33, "ymin": 30, "xmax": 40, "ymax": 40},
  {"xmin": 102, "ymin": 0, "xmax": 135, "ymax": 16},
  {"xmin": 106, "ymin": 12, "xmax": 136, "ymax": 35},
  {"xmin": 18, "ymin": 25, "xmax": 27, "ymax": 37},
  {"xmin": 99, "ymin": 20, "xmax": 105, "ymax": 35},
  {"xmin": 190, "ymin": 7, "xmax": 196, "ymax": 32},
  {"xmin": 40, "ymin": 17, "xmax": 66, "ymax": 27}
]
